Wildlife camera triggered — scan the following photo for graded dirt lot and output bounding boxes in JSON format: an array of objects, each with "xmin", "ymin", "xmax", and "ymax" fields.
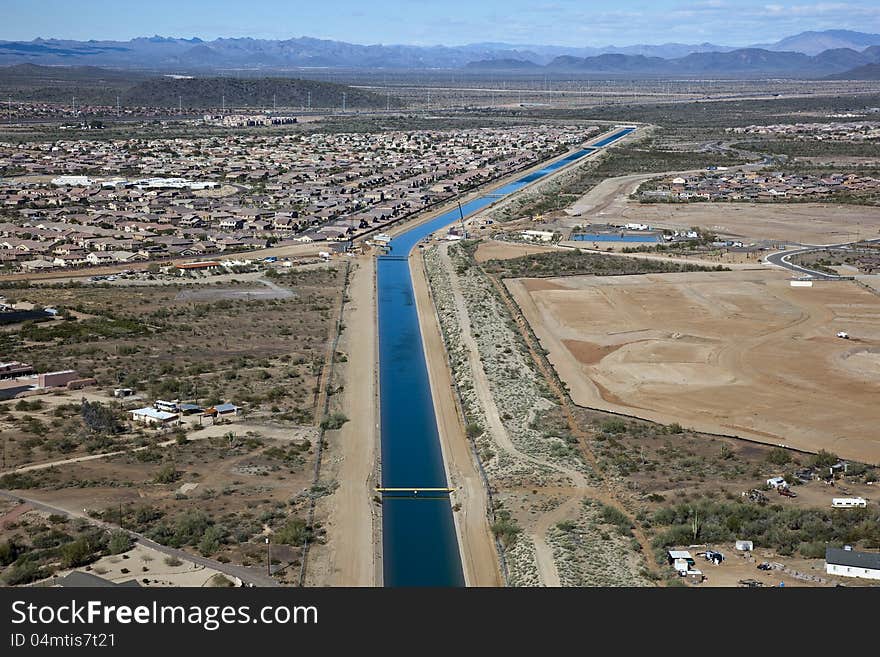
[
  {"xmin": 605, "ymin": 201, "xmax": 880, "ymax": 246},
  {"xmin": 508, "ymin": 270, "xmax": 880, "ymax": 463}
]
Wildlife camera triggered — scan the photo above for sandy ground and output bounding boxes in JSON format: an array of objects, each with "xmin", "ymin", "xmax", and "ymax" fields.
[
  {"xmin": 312, "ymin": 258, "xmax": 379, "ymax": 586},
  {"xmin": 509, "ymin": 270, "xmax": 880, "ymax": 464},
  {"xmin": 678, "ymin": 547, "xmax": 836, "ymax": 588},
  {"xmin": 607, "ymin": 201, "xmax": 880, "ymax": 246},
  {"xmin": 51, "ymin": 544, "xmax": 239, "ymax": 587},
  {"xmin": 411, "ymin": 249, "xmax": 502, "ymax": 586}
]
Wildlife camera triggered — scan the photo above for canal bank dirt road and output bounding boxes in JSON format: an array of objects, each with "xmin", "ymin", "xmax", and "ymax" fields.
[
  {"xmin": 411, "ymin": 250, "xmax": 503, "ymax": 587},
  {"xmin": 308, "ymin": 258, "xmax": 379, "ymax": 586}
]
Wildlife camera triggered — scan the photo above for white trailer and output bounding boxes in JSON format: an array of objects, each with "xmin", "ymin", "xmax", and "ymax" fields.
[{"xmin": 832, "ymin": 497, "xmax": 867, "ymax": 508}]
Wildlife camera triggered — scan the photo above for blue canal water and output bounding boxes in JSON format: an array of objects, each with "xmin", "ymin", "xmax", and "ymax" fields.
[
  {"xmin": 573, "ymin": 233, "xmax": 659, "ymax": 243},
  {"xmin": 377, "ymin": 127, "xmax": 634, "ymax": 587}
]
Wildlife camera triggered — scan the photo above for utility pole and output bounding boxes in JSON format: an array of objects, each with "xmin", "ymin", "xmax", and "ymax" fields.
[
  {"xmin": 222, "ymin": 95, "xmax": 225, "ymax": 114},
  {"xmin": 307, "ymin": 91, "xmax": 311, "ymax": 111},
  {"xmin": 386, "ymin": 90, "xmax": 390, "ymax": 112},
  {"xmin": 273, "ymin": 93, "xmax": 276, "ymax": 113},
  {"xmin": 342, "ymin": 92, "xmax": 346, "ymax": 113},
  {"xmin": 178, "ymin": 95, "xmax": 182, "ymax": 115},
  {"xmin": 7, "ymin": 96, "xmax": 11, "ymax": 125},
  {"xmin": 116, "ymin": 95, "xmax": 120, "ymax": 117},
  {"xmin": 72, "ymin": 95, "xmax": 76, "ymax": 116}
]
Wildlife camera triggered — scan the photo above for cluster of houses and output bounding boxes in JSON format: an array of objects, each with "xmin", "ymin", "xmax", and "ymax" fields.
[
  {"xmin": 727, "ymin": 121, "xmax": 880, "ymax": 142},
  {"xmin": 129, "ymin": 398, "xmax": 240, "ymax": 426},
  {"xmin": 202, "ymin": 114, "xmax": 297, "ymax": 127},
  {"xmin": 638, "ymin": 170, "xmax": 880, "ymax": 202},
  {"xmin": 0, "ymin": 125, "xmax": 590, "ymax": 271}
]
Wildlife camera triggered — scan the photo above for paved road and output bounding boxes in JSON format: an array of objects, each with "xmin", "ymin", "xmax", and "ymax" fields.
[
  {"xmin": 0, "ymin": 489, "xmax": 279, "ymax": 587},
  {"xmin": 765, "ymin": 238, "xmax": 880, "ymax": 280}
]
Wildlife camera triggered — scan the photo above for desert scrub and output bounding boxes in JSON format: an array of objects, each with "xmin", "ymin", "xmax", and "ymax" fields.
[
  {"xmin": 448, "ymin": 244, "xmax": 594, "ymax": 478},
  {"xmin": 547, "ymin": 501, "xmax": 652, "ymax": 587},
  {"xmin": 504, "ymin": 535, "xmax": 541, "ymax": 587}
]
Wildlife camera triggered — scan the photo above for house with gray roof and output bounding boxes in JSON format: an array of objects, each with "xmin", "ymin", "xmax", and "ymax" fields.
[{"xmin": 826, "ymin": 546, "xmax": 880, "ymax": 581}]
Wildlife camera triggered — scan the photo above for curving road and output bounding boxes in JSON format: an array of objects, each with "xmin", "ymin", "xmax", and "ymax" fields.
[{"xmin": 765, "ymin": 238, "xmax": 880, "ymax": 280}]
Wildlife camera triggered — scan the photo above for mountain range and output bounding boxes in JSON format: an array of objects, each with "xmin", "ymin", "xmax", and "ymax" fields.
[{"xmin": 1, "ymin": 30, "xmax": 880, "ymax": 77}]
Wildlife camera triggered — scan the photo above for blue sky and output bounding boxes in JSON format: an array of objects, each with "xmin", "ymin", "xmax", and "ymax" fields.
[{"xmin": 3, "ymin": 0, "xmax": 880, "ymax": 46}]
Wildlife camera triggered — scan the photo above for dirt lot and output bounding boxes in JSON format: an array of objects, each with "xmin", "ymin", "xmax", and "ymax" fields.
[
  {"xmin": 508, "ymin": 269, "xmax": 880, "ymax": 463},
  {"xmin": 605, "ymin": 201, "xmax": 880, "ymax": 246}
]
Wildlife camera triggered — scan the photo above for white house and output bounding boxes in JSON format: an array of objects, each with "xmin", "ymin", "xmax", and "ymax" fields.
[
  {"xmin": 130, "ymin": 407, "xmax": 179, "ymax": 425},
  {"xmin": 826, "ymin": 546, "xmax": 880, "ymax": 580},
  {"xmin": 521, "ymin": 230, "xmax": 555, "ymax": 242}
]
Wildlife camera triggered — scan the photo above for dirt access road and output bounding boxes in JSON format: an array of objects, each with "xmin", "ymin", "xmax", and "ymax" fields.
[{"xmin": 310, "ymin": 258, "xmax": 380, "ymax": 586}]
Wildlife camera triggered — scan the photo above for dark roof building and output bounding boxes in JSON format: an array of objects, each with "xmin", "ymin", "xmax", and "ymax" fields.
[
  {"xmin": 51, "ymin": 571, "xmax": 141, "ymax": 587},
  {"xmin": 825, "ymin": 546, "xmax": 880, "ymax": 581}
]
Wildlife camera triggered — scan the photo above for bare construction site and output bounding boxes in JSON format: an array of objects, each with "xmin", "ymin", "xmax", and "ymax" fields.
[{"xmin": 507, "ymin": 270, "xmax": 880, "ymax": 464}]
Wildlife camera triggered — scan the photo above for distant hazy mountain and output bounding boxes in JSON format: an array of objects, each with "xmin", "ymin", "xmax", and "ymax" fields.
[
  {"xmin": 1, "ymin": 29, "xmax": 880, "ymax": 76},
  {"xmin": 540, "ymin": 45, "xmax": 880, "ymax": 76},
  {"xmin": 826, "ymin": 62, "xmax": 880, "ymax": 80},
  {"xmin": 465, "ymin": 41, "xmax": 734, "ymax": 61},
  {"xmin": 762, "ymin": 30, "xmax": 880, "ymax": 56},
  {"xmin": 464, "ymin": 58, "xmax": 542, "ymax": 70}
]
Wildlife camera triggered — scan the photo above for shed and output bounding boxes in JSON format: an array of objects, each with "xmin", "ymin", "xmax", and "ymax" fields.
[
  {"xmin": 666, "ymin": 550, "xmax": 695, "ymax": 568},
  {"xmin": 735, "ymin": 540, "xmax": 754, "ymax": 552}
]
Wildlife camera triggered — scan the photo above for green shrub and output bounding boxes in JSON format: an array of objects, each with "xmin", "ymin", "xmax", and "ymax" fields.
[
  {"xmin": 320, "ymin": 412, "xmax": 348, "ymax": 431},
  {"xmin": 273, "ymin": 518, "xmax": 311, "ymax": 546},
  {"xmin": 108, "ymin": 531, "xmax": 134, "ymax": 555},
  {"xmin": 491, "ymin": 510, "xmax": 522, "ymax": 547}
]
